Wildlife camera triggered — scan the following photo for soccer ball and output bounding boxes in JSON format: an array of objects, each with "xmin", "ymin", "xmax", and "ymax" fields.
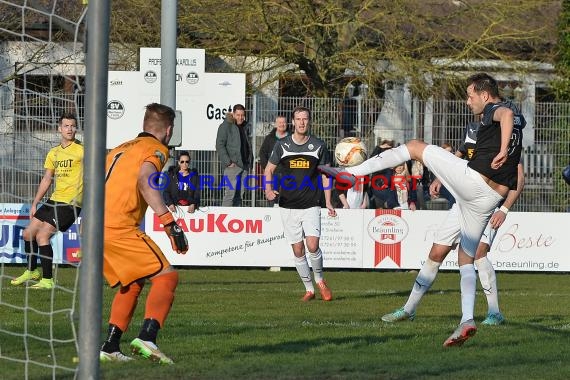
[{"xmin": 334, "ymin": 137, "xmax": 368, "ymax": 167}]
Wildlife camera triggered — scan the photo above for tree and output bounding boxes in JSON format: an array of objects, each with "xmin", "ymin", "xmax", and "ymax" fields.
[
  {"xmin": 553, "ymin": 0, "xmax": 570, "ymax": 100},
  {"xmin": 108, "ymin": 0, "xmax": 560, "ymax": 97},
  {"xmin": 0, "ymin": 0, "xmax": 86, "ymax": 85}
]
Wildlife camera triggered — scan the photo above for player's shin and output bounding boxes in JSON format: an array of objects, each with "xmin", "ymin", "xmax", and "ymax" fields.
[
  {"xmin": 459, "ymin": 264, "xmax": 477, "ymax": 323},
  {"xmin": 101, "ymin": 324, "xmax": 124, "ymax": 353},
  {"xmin": 308, "ymin": 249, "xmax": 324, "ymax": 283},
  {"xmin": 475, "ymin": 256, "xmax": 500, "ymax": 314},
  {"xmin": 294, "ymin": 255, "xmax": 314, "ymax": 292},
  {"xmin": 404, "ymin": 258, "xmax": 441, "ymax": 314},
  {"xmin": 24, "ymin": 240, "xmax": 39, "ymax": 271},
  {"xmin": 144, "ymin": 270, "xmax": 179, "ymax": 339},
  {"xmin": 109, "ymin": 281, "xmax": 143, "ymax": 332},
  {"xmin": 38, "ymin": 245, "xmax": 54, "ymax": 279}
]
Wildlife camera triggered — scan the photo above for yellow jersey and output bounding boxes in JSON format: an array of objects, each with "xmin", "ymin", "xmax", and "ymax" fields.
[
  {"xmin": 45, "ymin": 140, "xmax": 84, "ymax": 206},
  {"xmin": 104, "ymin": 133, "xmax": 169, "ymax": 234}
]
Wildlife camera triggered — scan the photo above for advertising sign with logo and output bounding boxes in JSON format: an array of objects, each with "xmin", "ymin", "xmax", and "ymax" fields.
[
  {"xmin": 144, "ymin": 208, "xmax": 570, "ymax": 272},
  {"xmin": 4, "ymin": 202, "xmax": 568, "ymax": 272},
  {"xmin": 107, "ymin": 48, "xmax": 245, "ymax": 151},
  {"xmin": 139, "ymin": 47, "xmax": 206, "ymax": 82},
  {"xmin": 107, "ymin": 70, "xmax": 161, "ymax": 148},
  {"xmin": 138, "ymin": 48, "xmax": 206, "ymax": 98},
  {"xmin": 0, "ymin": 203, "xmax": 64, "ymax": 264},
  {"xmin": 320, "ymin": 209, "xmax": 365, "ymax": 267},
  {"xmin": 175, "ymin": 72, "xmax": 246, "ymax": 151},
  {"xmin": 147, "ymin": 207, "xmax": 293, "ymax": 267}
]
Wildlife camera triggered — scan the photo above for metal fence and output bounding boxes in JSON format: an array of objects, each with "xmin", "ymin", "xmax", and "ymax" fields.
[{"xmin": 1, "ymin": 87, "xmax": 568, "ymax": 212}]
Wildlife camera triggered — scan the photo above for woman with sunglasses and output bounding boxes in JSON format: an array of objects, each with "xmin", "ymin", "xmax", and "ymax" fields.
[{"xmin": 163, "ymin": 151, "xmax": 200, "ymax": 213}]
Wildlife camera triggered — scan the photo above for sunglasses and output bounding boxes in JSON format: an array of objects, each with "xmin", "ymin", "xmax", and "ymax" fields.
[{"xmin": 179, "ymin": 160, "xmax": 190, "ymax": 164}]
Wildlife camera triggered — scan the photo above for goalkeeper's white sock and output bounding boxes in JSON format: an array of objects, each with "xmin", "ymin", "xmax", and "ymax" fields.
[
  {"xmin": 459, "ymin": 264, "xmax": 477, "ymax": 323},
  {"xmin": 294, "ymin": 255, "xmax": 314, "ymax": 292},
  {"xmin": 403, "ymin": 258, "xmax": 441, "ymax": 314},
  {"xmin": 308, "ymin": 248, "xmax": 324, "ymax": 283},
  {"xmin": 346, "ymin": 145, "xmax": 411, "ymax": 176},
  {"xmin": 475, "ymin": 256, "xmax": 500, "ymax": 314}
]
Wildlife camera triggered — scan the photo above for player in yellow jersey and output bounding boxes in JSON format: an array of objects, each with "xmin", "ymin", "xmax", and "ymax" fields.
[
  {"xmin": 99, "ymin": 103, "xmax": 188, "ymax": 364},
  {"xmin": 11, "ymin": 113, "xmax": 83, "ymax": 290}
]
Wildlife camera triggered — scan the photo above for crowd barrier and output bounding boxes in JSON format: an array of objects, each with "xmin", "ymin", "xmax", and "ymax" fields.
[{"xmin": 2, "ymin": 203, "xmax": 568, "ymax": 272}]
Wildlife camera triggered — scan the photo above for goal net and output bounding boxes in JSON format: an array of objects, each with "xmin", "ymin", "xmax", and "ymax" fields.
[{"xmin": 0, "ymin": 1, "xmax": 87, "ymax": 378}]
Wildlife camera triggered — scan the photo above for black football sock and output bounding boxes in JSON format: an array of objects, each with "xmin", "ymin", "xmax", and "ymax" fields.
[
  {"xmin": 38, "ymin": 244, "xmax": 54, "ymax": 279},
  {"xmin": 101, "ymin": 324, "xmax": 123, "ymax": 353},
  {"xmin": 138, "ymin": 318, "xmax": 160, "ymax": 344},
  {"xmin": 24, "ymin": 240, "xmax": 39, "ymax": 271}
]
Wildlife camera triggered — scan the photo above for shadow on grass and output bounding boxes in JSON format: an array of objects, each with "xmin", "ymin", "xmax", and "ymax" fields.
[
  {"xmin": 237, "ymin": 334, "xmax": 409, "ymax": 354},
  {"xmin": 188, "ymin": 280, "xmax": 294, "ymax": 286}
]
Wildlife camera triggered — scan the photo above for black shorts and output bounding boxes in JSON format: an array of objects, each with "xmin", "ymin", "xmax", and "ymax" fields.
[{"xmin": 33, "ymin": 200, "xmax": 81, "ymax": 232}]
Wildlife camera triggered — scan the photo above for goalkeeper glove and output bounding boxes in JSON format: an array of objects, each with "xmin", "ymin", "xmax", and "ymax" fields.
[{"xmin": 159, "ymin": 212, "xmax": 188, "ymax": 254}]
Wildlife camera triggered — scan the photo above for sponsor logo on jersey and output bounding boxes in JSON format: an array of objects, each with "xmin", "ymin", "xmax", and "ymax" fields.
[{"xmin": 289, "ymin": 158, "xmax": 310, "ymax": 169}]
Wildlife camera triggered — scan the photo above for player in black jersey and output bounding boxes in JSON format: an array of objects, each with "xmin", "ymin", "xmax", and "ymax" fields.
[
  {"xmin": 381, "ymin": 103, "xmax": 525, "ymax": 328},
  {"xmin": 264, "ymin": 106, "xmax": 336, "ymax": 302},
  {"xmin": 319, "ymin": 73, "xmax": 522, "ymax": 346}
]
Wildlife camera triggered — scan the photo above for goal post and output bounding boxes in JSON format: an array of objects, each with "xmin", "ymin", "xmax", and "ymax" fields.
[
  {"xmin": 0, "ymin": 1, "xmax": 109, "ymax": 379},
  {"xmin": 78, "ymin": 1, "xmax": 110, "ymax": 379}
]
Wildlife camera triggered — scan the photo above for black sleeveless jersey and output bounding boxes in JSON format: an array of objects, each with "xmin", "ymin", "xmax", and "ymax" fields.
[
  {"xmin": 467, "ymin": 101, "xmax": 525, "ymax": 189},
  {"xmin": 268, "ymin": 135, "xmax": 330, "ymax": 209}
]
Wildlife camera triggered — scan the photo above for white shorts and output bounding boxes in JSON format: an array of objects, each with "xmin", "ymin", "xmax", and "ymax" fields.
[
  {"xmin": 280, "ymin": 206, "xmax": 321, "ymax": 244},
  {"xmin": 434, "ymin": 203, "xmax": 498, "ymax": 247},
  {"xmin": 423, "ymin": 145, "xmax": 503, "ymax": 257}
]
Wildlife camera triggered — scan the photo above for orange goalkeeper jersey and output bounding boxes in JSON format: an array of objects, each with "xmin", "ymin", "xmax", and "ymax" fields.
[{"xmin": 105, "ymin": 132, "xmax": 169, "ymax": 234}]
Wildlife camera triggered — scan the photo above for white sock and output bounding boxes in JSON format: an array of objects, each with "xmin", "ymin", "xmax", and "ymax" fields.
[
  {"xmin": 403, "ymin": 258, "xmax": 441, "ymax": 314},
  {"xmin": 475, "ymin": 256, "xmax": 500, "ymax": 314},
  {"xmin": 346, "ymin": 145, "xmax": 411, "ymax": 176},
  {"xmin": 294, "ymin": 255, "xmax": 314, "ymax": 292},
  {"xmin": 459, "ymin": 264, "xmax": 476, "ymax": 323},
  {"xmin": 308, "ymin": 249, "xmax": 324, "ymax": 283}
]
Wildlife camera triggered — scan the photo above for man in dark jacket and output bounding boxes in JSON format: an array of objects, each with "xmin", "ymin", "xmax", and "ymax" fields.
[
  {"xmin": 215, "ymin": 104, "xmax": 254, "ymax": 206},
  {"xmin": 259, "ymin": 115, "xmax": 289, "ymax": 206}
]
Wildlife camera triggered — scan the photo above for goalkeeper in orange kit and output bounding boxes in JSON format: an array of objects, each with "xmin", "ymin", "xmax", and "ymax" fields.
[{"xmin": 100, "ymin": 103, "xmax": 188, "ymax": 364}]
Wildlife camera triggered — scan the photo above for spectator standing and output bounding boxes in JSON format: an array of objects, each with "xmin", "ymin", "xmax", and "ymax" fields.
[
  {"xmin": 370, "ymin": 139, "xmax": 395, "ymax": 157},
  {"xmin": 337, "ymin": 174, "xmax": 369, "ymax": 209},
  {"xmin": 215, "ymin": 104, "xmax": 254, "ymax": 206},
  {"xmin": 393, "ymin": 163, "xmax": 417, "ymax": 210},
  {"xmin": 404, "ymin": 159, "xmax": 425, "ymax": 209},
  {"xmin": 368, "ymin": 139, "xmax": 396, "ymax": 208},
  {"xmin": 163, "ymin": 151, "xmax": 200, "ymax": 214},
  {"xmin": 259, "ymin": 115, "xmax": 290, "ymax": 206},
  {"xmin": 424, "ymin": 143, "xmax": 456, "ymax": 209}
]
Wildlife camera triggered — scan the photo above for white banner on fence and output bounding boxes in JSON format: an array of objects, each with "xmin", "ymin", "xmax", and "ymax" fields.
[
  {"xmin": 145, "ymin": 208, "xmax": 570, "ymax": 272},
  {"xmin": 3, "ymin": 202, "xmax": 565, "ymax": 271}
]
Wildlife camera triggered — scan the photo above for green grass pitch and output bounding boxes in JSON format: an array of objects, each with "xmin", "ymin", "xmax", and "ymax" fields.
[{"xmin": 1, "ymin": 267, "xmax": 569, "ymax": 379}]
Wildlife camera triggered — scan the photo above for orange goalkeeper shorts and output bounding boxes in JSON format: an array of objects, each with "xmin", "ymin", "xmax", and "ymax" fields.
[{"xmin": 104, "ymin": 228, "xmax": 170, "ymax": 287}]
